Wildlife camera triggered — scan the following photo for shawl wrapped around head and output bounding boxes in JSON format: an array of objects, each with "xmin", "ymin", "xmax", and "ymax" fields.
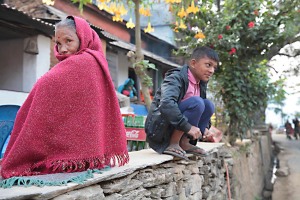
[{"xmin": 1, "ymin": 16, "xmax": 129, "ymax": 179}]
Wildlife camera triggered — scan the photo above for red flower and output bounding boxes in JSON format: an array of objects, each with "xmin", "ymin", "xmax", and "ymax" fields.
[
  {"xmin": 218, "ymin": 34, "xmax": 223, "ymax": 39},
  {"xmin": 226, "ymin": 25, "xmax": 231, "ymax": 30},
  {"xmin": 248, "ymin": 21, "xmax": 255, "ymax": 28},
  {"xmin": 229, "ymin": 48, "xmax": 236, "ymax": 55}
]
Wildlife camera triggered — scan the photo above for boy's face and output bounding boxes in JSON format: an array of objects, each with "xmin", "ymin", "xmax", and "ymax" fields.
[{"xmin": 189, "ymin": 56, "xmax": 218, "ymax": 82}]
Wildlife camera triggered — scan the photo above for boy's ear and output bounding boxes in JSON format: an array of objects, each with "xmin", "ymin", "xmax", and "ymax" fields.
[{"xmin": 189, "ymin": 59, "xmax": 196, "ymax": 69}]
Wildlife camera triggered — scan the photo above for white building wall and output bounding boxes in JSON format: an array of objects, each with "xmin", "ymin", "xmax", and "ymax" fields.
[
  {"xmin": 23, "ymin": 37, "xmax": 37, "ymax": 92},
  {"xmin": 36, "ymin": 35, "xmax": 51, "ymax": 79},
  {"xmin": 117, "ymin": 51, "xmax": 130, "ymax": 87},
  {"xmin": 0, "ymin": 90, "xmax": 28, "ymax": 106},
  {"xmin": 0, "ymin": 35, "xmax": 51, "ymax": 105},
  {"xmin": 0, "ymin": 39, "xmax": 23, "ymax": 91},
  {"xmin": 22, "ymin": 35, "xmax": 51, "ymax": 92}
]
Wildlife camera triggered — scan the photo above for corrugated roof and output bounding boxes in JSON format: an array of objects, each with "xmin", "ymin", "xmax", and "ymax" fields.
[
  {"xmin": 0, "ymin": 3, "xmax": 54, "ymax": 38},
  {"xmin": 44, "ymin": 5, "xmax": 116, "ymax": 41},
  {"xmin": 110, "ymin": 40, "xmax": 181, "ymax": 69}
]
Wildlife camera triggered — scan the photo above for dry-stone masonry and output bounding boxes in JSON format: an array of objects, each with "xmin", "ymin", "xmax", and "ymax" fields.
[{"xmin": 0, "ymin": 133, "xmax": 272, "ymax": 200}]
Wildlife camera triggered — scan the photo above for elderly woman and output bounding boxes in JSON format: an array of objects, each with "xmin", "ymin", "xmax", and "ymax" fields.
[{"xmin": 1, "ymin": 16, "xmax": 129, "ymax": 179}]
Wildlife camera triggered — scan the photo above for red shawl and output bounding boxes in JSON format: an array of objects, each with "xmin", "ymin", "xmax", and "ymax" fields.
[{"xmin": 1, "ymin": 16, "xmax": 129, "ymax": 179}]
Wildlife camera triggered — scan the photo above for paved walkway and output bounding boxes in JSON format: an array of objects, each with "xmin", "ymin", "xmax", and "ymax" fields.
[{"xmin": 272, "ymin": 133, "xmax": 300, "ymax": 200}]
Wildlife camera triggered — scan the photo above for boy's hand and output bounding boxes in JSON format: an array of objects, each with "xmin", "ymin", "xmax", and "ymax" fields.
[
  {"xmin": 202, "ymin": 128, "xmax": 215, "ymax": 141},
  {"xmin": 187, "ymin": 126, "xmax": 202, "ymax": 140}
]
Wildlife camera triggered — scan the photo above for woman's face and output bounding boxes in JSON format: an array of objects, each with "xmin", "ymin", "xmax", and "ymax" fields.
[{"xmin": 55, "ymin": 26, "xmax": 80, "ymax": 55}]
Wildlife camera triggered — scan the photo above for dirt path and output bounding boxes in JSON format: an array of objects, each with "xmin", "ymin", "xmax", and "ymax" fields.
[{"xmin": 272, "ymin": 133, "xmax": 300, "ymax": 200}]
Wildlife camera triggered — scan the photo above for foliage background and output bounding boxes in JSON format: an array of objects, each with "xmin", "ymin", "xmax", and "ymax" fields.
[{"xmin": 172, "ymin": 0, "xmax": 300, "ymax": 143}]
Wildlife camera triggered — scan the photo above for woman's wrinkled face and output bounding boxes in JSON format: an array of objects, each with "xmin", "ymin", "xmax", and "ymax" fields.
[{"xmin": 55, "ymin": 26, "xmax": 80, "ymax": 55}]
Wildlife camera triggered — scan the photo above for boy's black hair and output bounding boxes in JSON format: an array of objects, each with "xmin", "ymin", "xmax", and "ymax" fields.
[{"xmin": 191, "ymin": 46, "xmax": 219, "ymax": 63}]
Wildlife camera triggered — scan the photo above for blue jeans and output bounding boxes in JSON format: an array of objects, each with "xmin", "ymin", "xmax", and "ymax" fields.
[{"xmin": 178, "ymin": 96, "xmax": 215, "ymax": 135}]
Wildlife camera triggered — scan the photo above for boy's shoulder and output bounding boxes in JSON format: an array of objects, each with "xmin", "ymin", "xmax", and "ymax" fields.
[{"xmin": 166, "ymin": 65, "xmax": 188, "ymax": 76}]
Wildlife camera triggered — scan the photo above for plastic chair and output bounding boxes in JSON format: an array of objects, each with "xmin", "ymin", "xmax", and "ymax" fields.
[
  {"xmin": 0, "ymin": 105, "xmax": 20, "ymax": 158},
  {"xmin": 0, "ymin": 105, "xmax": 20, "ymax": 121},
  {"xmin": 130, "ymin": 103, "xmax": 148, "ymax": 116}
]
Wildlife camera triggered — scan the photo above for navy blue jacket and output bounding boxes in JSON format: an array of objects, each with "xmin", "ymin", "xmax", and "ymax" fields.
[{"xmin": 145, "ymin": 65, "xmax": 210, "ymax": 153}]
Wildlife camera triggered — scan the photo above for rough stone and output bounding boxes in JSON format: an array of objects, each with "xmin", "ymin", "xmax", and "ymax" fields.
[
  {"xmin": 149, "ymin": 187, "xmax": 165, "ymax": 199},
  {"xmin": 121, "ymin": 187, "xmax": 151, "ymax": 200},
  {"xmin": 182, "ymin": 168, "xmax": 192, "ymax": 179},
  {"xmin": 202, "ymin": 186, "xmax": 211, "ymax": 198},
  {"xmin": 225, "ymin": 158, "xmax": 234, "ymax": 166},
  {"xmin": 120, "ymin": 179, "xmax": 144, "ymax": 194},
  {"xmin": 210, "ymin": 165, "xmax": 217, "ymax": 178},
  {"xmin": 174, "ymin": 169, "xmax": 184, "ymax": 182},
  {"xmin": 164, "ymin": 195, "xmax": 179, "ymax": 200},
  {"xmin": 101, "ymin": 172, "xmax": 138, "ymax": 194},
  {"xmin": 219, "ymin": 149, "xmax": 233, "ymax": 158},
  {"xmin": 161, "ymin": 162, "xmax": 179, "ymax": 168},
  {"xmin": 188, "ymin": 191, "xmax": 202, "ymax": 200},
  {"xmin": 275, "ymin": 167, "xmax": 289, "ymax": 177},
  {"xmin": 263, "ymin": 189, "xmax": 272, "ymax": 198},
  {"xmin": 161, "ymin": 182, "xmax": 177, "ymax": 198},
  {"xmin": 212, "ymin": 192, "xmax": 226, "ymax": 200},
  {"xmin": 178, "ymin": 190, "xmax": 187, "ymax": 200},
  {"xmin": 184, "ymin": 174, "xmax": 202, "ymax": 195},
  {"xmin": 197, "ymin": 159, "xmax": 204, "ymax": 168},
  {"xmin": 52, "ymin": 185, "xmax": 105, "ymax": 200},
  {"xmin": 104, "ymin": 193, "xmax": 122, "ymax": 200},
  {"xmin": 186, "ymin": 164, "xmax": 199, "ymax": 174},
  {"xmin": 199, "ymin": 165, "xmax": 210, "ymax": 175},
  {"xmin": 136, "ymin": 168, "xmax": 173, "ymax": 188}
]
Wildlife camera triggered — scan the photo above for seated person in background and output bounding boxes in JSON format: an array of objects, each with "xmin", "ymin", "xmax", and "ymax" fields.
[
  {"xmin": 118, "ymin": 78, "xmax": 137, "ymax": 101},
  {"xmin": 0, "ymin": 16, "xmax": 129, "ymax": 179},
  {"xmin": 145, "ymin": 46, "xmax": 219, "ymax": 160}
]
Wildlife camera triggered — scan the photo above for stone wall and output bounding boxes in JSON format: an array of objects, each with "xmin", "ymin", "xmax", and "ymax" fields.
[
  {"xmin": 230, "ymin": 134, "xmax": 273, "ymax": 200},
  {"xmin": 0, "ymin": 134, "xmax": 272, "ymax": 200},
  {"xmin": 52, "ymin": 149, "xmax": 230, "ymax": 200}
]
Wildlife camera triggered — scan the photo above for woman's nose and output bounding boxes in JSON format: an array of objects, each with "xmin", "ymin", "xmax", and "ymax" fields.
[{"xmin": 59, "ymin": 45, "xmax": 68, "ymax": 54}]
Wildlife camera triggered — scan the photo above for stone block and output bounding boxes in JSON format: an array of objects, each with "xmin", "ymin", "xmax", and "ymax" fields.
[
  {"xmin": 212, "ymin": 191, "xmax": 226, "ymax": 200},
  {"xmin": 184, "ymin": 174, "xmax": 202, "ymax": 195},
  {"xmin": 174, "ymin": 169, "xmax": 184, "ymax": 182},
  {"xmin": 178, "ymin": 190, "xmax": 187, "ymax": 200},
  {"xmin": 104, "ymin": 193, "xmax": 122, "ymax": 200},
  {"xmin": 120, "ymin": 179, "xmax": 144, "ymax": 194},
  {"xmin": 188, "ymin": 191, "xmax": 202, "ymax": 200},
  {"xmin": 149, "ymin": 187, "xmax": 165, "ymax": 199},
  {"xmin": 137, "ymin": 168, "xmax": 173, "ymax": 187},
  {"xmin": 202, "ymin": 186, "xmax": 211, "ymax": 199},
  {"xmin": 161, "ymin": 162, "xmax": 179, "ymax": 168},
  {"xmin": 101, "ymin": 172, "xmax": 140, "ymax": 194},
  {"xmin": 52, "ymin": 185, "xmax": 105, "ymax": 200},
  {"xmin": 197, "ymin": 159, "xmax": 204, "ymax": 168},
  {"xmin": 186, "ymin": 164, "xmax": 199, "ymax": 174},
  {"xmin": 199, "ymin": 165, "xmax": 210, "ymax": 175},
  {"xmin": 121, "ymin": 187, "xmax": 151, "ymax": 200},
  {"xmin": 275, "ymin": 167, "xmax": 289, "ymax": 177},
  {"xmin": 161, "ymin": 182, "xmax": 177, "ymax": 198}
]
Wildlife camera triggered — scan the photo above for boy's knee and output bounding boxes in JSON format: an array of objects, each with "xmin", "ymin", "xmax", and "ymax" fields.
[
  {"xmin": 188, "ymin": 97, "xmax": 205, "ymax": 111},
  {"xmin": 189, "ymin": 96, "xmax": 204, "ymax": 106},
  {"xmin": 204, "ymin": 99, "xmax": 215, "ymax": 114}
]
